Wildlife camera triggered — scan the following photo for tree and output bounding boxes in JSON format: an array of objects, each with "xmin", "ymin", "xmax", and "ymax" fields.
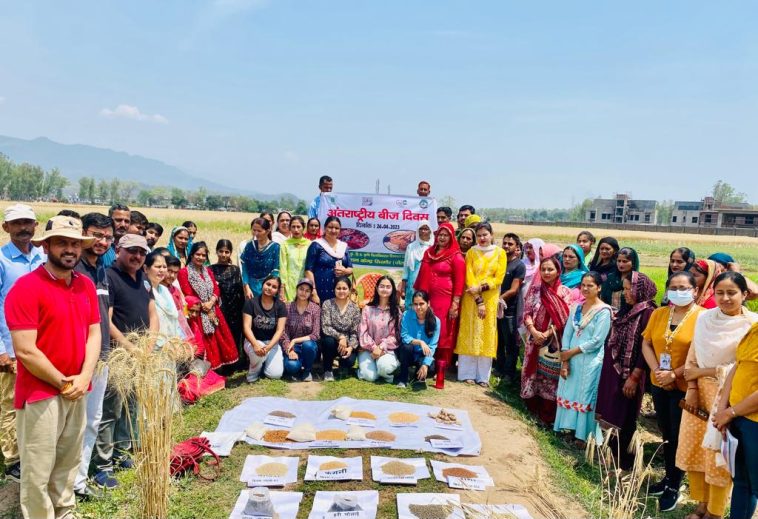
[
  {"xmin": 137, "ymin": 189, "xmax": 152, "ymax": 207},
  {"xmin": 568, "ymin": 198, "xmax": 593, "ymax": 222},
  {"xmin": 712, "ymin": 180, "xmax": 747, "ymax": 206},
  {"xmin": 78, "ymin": 177, "xmax": 91, "ymax": 201},
  {"xmin": 656, "ymin": 200, "xmax": 674, "ymax": 225},
  {"xmin": 97, "ymin": 179, "xmax": 109, "ymax": 203},
  {"xmin": 205, "ymin": 195, "xmax": 224, "ymax": 210},
  {"xmin": 171, "ymin": 188, "xmax": 187, "ymax": 208},
  {"xmin": 43, "ymin": 168, "xmax": 68, "ymax": 200},
  {"xmin": 121, "ymin": 181, "xmax": 138, "ymax": 203},
  {"xmin": 108, "ymin": 179, "xmax": 121, "ymax": 204}
]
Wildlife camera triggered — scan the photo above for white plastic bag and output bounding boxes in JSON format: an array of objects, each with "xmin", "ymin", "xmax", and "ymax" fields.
[
  {"xmin": 245, "ymin": 422, "xmax": 268, "ymax": 441},
  {"xmin": 287, "ymin": 422, "xmax": 316, "ymax": 442}
]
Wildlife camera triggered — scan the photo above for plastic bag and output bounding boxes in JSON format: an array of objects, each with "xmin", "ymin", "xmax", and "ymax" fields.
[
  {"xmin": 287, "ymin": 422, "xmax": 316, "ymax": 442},
  {"xmin": 245, "ymin": 422, "xmax": 268, "ymax": 441}
]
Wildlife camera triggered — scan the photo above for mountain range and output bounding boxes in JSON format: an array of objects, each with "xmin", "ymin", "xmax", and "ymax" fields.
[{"xmin": 0, "ymin": 135, "xmax": 295, "ymax": 201}]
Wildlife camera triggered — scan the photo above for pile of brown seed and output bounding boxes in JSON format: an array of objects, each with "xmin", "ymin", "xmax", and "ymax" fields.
[
  {"xmin": 381, "ymin": 460, "xmax": 416, "ymax": 476},
  {"xmin": 262, "ymin": 429, "xmax": 290, "ymax": 443},
  {"xmin": 268, "ymin": 410, "xmax": 296, "ymax": 418},
  {"xmin": 318, "ymin": 460, "xmax": 348, "ymax": 471},
  {"xmin": 442, "ymin": 467, "xmax": 479, "ymax": 479},
  {"xmin": 315, "ymin": 429, "xmax": 347, "ymax": 441},
  {"xmin": 365, "ymin": 430, "xmax": 396, "ymax": 442},
  {"xmin": 389, "ymin": 412, "xmax": 419, "ymax": 424},
  {"xmin": 255, "ymin": 462, "xmax": 288, "ymax": 477},
  {"xmin": 424, "ymin": 434, "xmax": 449, "ymax": 442},
  {"xmin": 350, "ymin": 410, "xmax": 377, "ymax": 420},
  {"xmin": 408, "ymin": 503, "xmax": 452, "ymax": 519}
]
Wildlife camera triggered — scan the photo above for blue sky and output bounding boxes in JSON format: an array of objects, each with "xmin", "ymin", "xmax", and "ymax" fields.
[{"xmin": 1, "ymin": 1, "xmax": 756, "ymax": 208}]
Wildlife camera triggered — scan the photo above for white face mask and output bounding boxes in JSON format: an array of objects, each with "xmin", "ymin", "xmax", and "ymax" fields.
[{"xmin": 667, "ymin": 289, "xmax": 694, "ymax": 307}]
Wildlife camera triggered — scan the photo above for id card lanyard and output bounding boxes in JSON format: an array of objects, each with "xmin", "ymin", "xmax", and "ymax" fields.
[{"xmin": 660, "ymin": 305, "xmax": 696, "ymax": 370}]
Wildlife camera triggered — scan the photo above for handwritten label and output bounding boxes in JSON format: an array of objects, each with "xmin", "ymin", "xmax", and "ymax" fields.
[
  {"xmin": 447, "ymin": 476, "xmax": 488, "ymax": 491},
  {"xmin": 310, "ymin": 440, "xmax": 340, "ymax": 448},
  {"xmin": 379, "ymin": 474, "xmax": 417, "ymax": 485},
  {"xmin": 325, "ymin": 511, "xmax": 365, "ymax": 519},
  {"xmin": 316, "ymin": 468, "xmax": 350, "ymax": 481},
  {"xmin": 241, "ymin": 514, "xmax": 273, "ymax": 519},
  {"xmin": 389, "ymin": 422, "xmax": 418, "ymax": 428},
  {"xmin": 346, "ymin": 417, "xmax": 376, "ymax": 428},
  {"xmin": 365, "ymin": 440, "xmax": 392, "ymax": 449},
  {"xmin": 430, "ymin": 438, "xmax": 464, "ymax": 450},
  {"xmin": 435, "ymin": 422, "xmax": 463, "ymax": 431},
  {"xmin": 247, "ymin": 476, "xmax": 285, "ymax": 487},
  {"xmin": 263, "ymin": 414, "xmax": 296, "ymax": 428}
]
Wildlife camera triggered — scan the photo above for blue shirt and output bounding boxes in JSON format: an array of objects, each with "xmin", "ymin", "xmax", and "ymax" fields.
[
  {"xmin": 0, "ymin": 242, "xmax": 46, "ymax": 357},
  {"xmin": 101, "ymin": 244, "xmax": 116, "ymax": 268},
  {"xmin": 308, "ymin": 194, "xmax": 321, "ymax": 219},
  {"xmin": 400, "ymin": 309, "xmax": 440, "ymax": 366}
]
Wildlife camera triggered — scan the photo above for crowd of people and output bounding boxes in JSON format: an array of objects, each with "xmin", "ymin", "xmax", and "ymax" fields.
[{"xmin": 1, "ymin": 179, "xmax": 758, "ymax": 518}]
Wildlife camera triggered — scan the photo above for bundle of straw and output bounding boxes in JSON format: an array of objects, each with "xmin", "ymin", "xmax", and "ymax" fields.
[{"xmin": 106, "ymin": 332, "xmax": 194, "ymax": 519}]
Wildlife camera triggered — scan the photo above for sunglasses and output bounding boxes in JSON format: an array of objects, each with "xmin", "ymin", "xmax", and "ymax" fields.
[{"xmin": 126, "ymin": 247, "xmax": 147, "ymax": 256}]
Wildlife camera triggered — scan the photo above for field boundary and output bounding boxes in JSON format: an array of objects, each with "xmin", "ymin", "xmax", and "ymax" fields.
[{"xmin": 506, "ymin": 219, "xmax": 758, "ymax": 238}]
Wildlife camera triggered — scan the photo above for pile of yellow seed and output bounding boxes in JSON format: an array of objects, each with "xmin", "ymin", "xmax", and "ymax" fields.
[
  {"xmin": 381, "ymin": 460, "xmax": 416, "ymax": 476},
  {"xmin": 255, "ymin": 462, "xmax": 288, "ymax": 477}
]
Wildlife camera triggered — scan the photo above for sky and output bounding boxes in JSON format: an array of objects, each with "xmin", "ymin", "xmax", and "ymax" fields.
[{"xmin": 1, "ymin": 1, "xmax": 757, "ymax": 208}]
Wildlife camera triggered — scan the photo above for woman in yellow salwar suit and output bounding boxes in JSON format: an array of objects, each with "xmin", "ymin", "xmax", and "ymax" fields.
[{"xmin": 455, "ymin": 222, "xmax": 507, "ymax": 387}]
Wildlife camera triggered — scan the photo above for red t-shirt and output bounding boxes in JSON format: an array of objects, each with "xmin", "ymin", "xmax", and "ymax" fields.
[{"xmin": 5, "ymin": 266, "xmax": 100, "ymax": 409}]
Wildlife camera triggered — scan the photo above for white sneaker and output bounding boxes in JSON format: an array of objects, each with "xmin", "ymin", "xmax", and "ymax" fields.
[
  {"xmin": 301, "ymin": 373, "xmax": 313, "ymax": 382},
  {"xmin": 396, "ymin": 382, "xmax": 406, "ymax": 388},
  {"xmin": 323, "ymin": 371, "xmax": 335, "ymax": 382}
]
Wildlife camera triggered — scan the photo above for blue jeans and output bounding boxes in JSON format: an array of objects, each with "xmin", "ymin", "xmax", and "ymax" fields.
[
  {"xmin": 283, "ymin": 340, "xmax": 318, "ymax": 379},
  {"xmin": 731, "ymin": 417, "xmax": 758, "ymax": 519}
]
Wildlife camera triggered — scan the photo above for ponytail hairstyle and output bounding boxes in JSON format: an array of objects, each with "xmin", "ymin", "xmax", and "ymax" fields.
[{"xmin": 412, "ymin": 290, "xmax": 437, "ymax": 338}]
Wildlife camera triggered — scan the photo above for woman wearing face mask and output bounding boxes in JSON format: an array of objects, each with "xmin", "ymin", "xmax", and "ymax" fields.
[
  {"xmin": 521, "ymin": 256, "xmax": 572, "ymax": 425},
  {"xmin": 660, "ymin": 247, "xmax": 696, "ymax": 305},
  {"xmin": 596, "ymin": 272, "xmax": 657, "ymax": 470},
  {"xmin": 589, "ymin": 236, "xmax": 620, "ymax": 283},
  {"xmin": 554, "ymin": 272, "xmax": 613, "ymax": 444},
  {"xmin": 398, "ymin": 291, "xmax": 439, "ymax": 387},
  {"xmin": 400, "ymin": 220, "xmax": 434, "ymax": 305},
  {"xmin": 691, "ymin": 259, "xmax": 725, "ymax": 310},
  {"xmin": 455, "ymin": 222, "xmax": 507, "ymax": 387},
  {"xmin": 179, "ymin": 242, "xmax": 240, "ymax": 370},
  {"xmin": 357, "ymin": 276, "xmax": 401, "ymax": 383},
  {"xmin": 560, "ymin": 244, "xmax": 589, "ymax": 304},
  {"xmin": 242, "ymin": 275, "xmax": 288, "ymax": 382},
  {"xmin": 210, "ymin": 239, "xmax": 245, "ymax": 349},
  {"xmin": 675, "ymin": 272, "xmax": 757, "ymax": 519},
  {"xmin": 601, "ymin": 247, "xmax": 640, "ymax": 311},
  {"xmin": 304, "ymin": 216, "xmax": 353, "ymax": 304},
  {"xmin": 279, "ymin": 216, "xmax": 311, "ymax": 302},
  {"xmin": 457, "ymin": 228, "xmax": 475, "ymax": 256},
  {"xmin": 413, "ymin": 222, "xmax": 466, "ymax": 375},
  {"xmin": 304, "ymin": 217, "xmax": 322, "ymax": 241},
  {"xmin": 280, "ymin": 279, "xmax": 320, "ymax": 382},
  {"xmin": 272, "ymin": 211, "xmax": 292, "ymax": 244},
  {"xmin": 641, "ymin": 271, "xmax": 703, "ymax": 513},
  {"xmin": 167, "ymin": 226, "xmax": 192, "ymax": 267},
  {"xmin": 240, "ymin": 218, "xmax": 281, "ymax": 299},
  {"xmin": 320, "ymin": 277, "xmax": 362, "ymax": 381}
]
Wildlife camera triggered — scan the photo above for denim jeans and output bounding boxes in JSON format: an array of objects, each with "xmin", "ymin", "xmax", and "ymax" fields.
[
  {"xmin": 650, "ymin": 384, "xmax": 685, "ymax": 487},
  {"xmin": 496, "ymin": 314, "xmax": 519, "ymax": 377},
  {"xmin": 283, "ymin": 340, "xmax": 318, "ymax": 379},
  {"xmin": 730, "ymin": 416, "xmax": 758, "ymax": 519}
]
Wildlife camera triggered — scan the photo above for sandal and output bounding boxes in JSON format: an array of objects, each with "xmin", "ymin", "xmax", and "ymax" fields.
[
  {"xmin": 478, "ymin": 382, "xmax": 489, "ymax": 388},
  {"xmin": 464, "ymin": 379, "xmax": 475, "ymax": 385}
]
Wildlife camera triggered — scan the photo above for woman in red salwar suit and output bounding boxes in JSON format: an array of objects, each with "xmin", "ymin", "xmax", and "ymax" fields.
[
  {"xmin": 414, "ymin": 222, "xmax": 466, "ymax": 371},
  {"xmin": 178, "ymin": 241, "xmax": 240, "ymax": 370}
]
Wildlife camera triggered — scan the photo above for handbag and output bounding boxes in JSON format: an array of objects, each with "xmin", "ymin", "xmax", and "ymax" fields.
[
  {"xmin": 536, "ymin": 325, "xmax": 562, "ymax": 379},
  {"xmin": 169, "ymin": 436, "xmax": 221, "ymax": 480}
]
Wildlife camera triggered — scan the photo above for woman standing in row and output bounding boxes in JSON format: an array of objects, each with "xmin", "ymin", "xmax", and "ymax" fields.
[
  {"xmin": 677, "ymin": 272, "xmax": 757, "ymax": 519},
  {"xmin": 305, "ymin": 216, "xmax": 353, "ymax": 304},
  {"xmin": 241, "ymin": 217, "xmax": 280, "ymax": 298},
  {"xmin": 272, "ymin": 211, "xmax": 292, "ymax": 244},
  {"xmin": 455, "ymin": 223, "xmax": 506, "ymax": 387},
  {"xmin": 210, "ymin": 239, "xmax": 245, "ymax": 348},
  {"xmin": 280, "ymin": 216, "xmax": 311, "ymax": 302},
  {"xmin": 601, "ymin": 247, "xmax": 640, "ymax": 311},
  {"xmin": 560, "ymin": 244, "xmax": 589, "ymax": 303},
  {"xmin": 320, "ymin": 277, "xmax": 361, "ymax": 381},
  {"xmin": 144, "ymin": 252, "xmax": 186, "ymax": 345},
  {"xmin": 589, "ymin": 236, "xmax": 620, "ymax": 283},
  {"xmin": 641, "ymin": 271, "xmax": 703, "ymax": 512},
  {"xmin": 413, "ymin": 222, "xmax": 465, "ymax": 375},
  {"xmin": 660, "ymin": 247, "xmax": 696, "ymax": 305},
  {"xmin": 596, "ymin": 272, "xmax": 657, "ymax": 470},
  {"xmin": 691, "ymin": 259, "xmax": 724, "ymax": 310},
  {"xmin": 521, "ymin": 256, "xmax": 572, "ymax": 425},
  {"xmin": 400, "ymin": 220, "xmax": 434, "ymax": 305},
  {"xmin": 304, "ymin": 217, "xmax": 321, "ymax": 240},
  {"xmin": 457, "ymin": 228, "xmax": 475, "ymax": 256},
  {"xmin": 554, "ymin": 272, "xmax": 612, "ymax": 444},
  {"xmin": 168, "ymin": 226, "xmax": 192, "ymax": 266}
]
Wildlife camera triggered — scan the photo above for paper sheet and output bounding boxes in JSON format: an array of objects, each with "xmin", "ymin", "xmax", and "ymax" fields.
[
  {"xmin": 239, "ymin": 455, "xmax": 300, "ymax": 485},
  {"xmin": 229, "ymin": 490, "xmax": 303, "ymax": 519},
  {"xmin": 369, "ymin": 456, "xmax": 430, "ymax": 483},
  {"xmin": 429, "ymin": 460, "xmax": 494, "ymax": 488},
  {"xmin": 200, "ymin": 431, "xmax": 245, "ymax": 457},
  {"xmin": 304, "ymin": 456, "xmax": 363, "ymax": 481},
  {"xmin": 396, "ymin": 493, "xmax": 464, "ymax": 519},
  {"xmin": 308, "ymin": 490, "xmax": 379, "ymax": 519}
]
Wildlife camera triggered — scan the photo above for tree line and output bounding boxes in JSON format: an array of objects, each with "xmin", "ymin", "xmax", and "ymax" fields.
[{"xmin": 0, "ymin": 154, "xmax": 69, "ymax": 201}]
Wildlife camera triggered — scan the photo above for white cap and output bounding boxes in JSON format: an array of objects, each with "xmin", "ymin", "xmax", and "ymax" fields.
[{"xmin": 3, "ymin": 204, "xmax": 36, "ymax": 223}]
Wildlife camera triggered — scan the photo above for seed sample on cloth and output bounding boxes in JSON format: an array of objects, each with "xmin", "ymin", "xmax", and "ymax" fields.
[
  {"xmin": 262, "ymin": 429, "xmax": 290, "ymax": 443},
  {"xmin": 255, "ymin": 462, "xmax": 289, "ymax": 477},
  {"xmin": 318, "ymin": 460, "xmax": 348, "ymax": 471},
  {"xmin": 408, "ymin": 503, "xmax": 451, "ymax": 519},
  {"xmin": 349, "ymin": 410, "xmax": 376, "ymax": 420},
  {"xmin": 242, "ymin": 487, "xmax": 277, "ymax": 518},
  {"xmin": 388, "ymin": 412, "xmax": 420, "ymax": 424},
  {"xmin": 315, "ymin": 429, "xmax": 347, "ymax": 441},
  {"xmin": 269, "ymin": 410, "xmax": 296, "ymax": 418},
  {"xmin": 328, "ymin": 494, "xmax": 363, "ymax": 512},
  {"xmin": 428, "ymin": 409, "xmax": 460, "ymax": 425},
  {"xmin": 381, "ymin": 461, "xmax": 416, "ymax": 477},
  {"xmin": 442, "ymin": 467, "xmax": 478, "ymax": 479},
  {"xmin": 365, "ymin": 430, "xmax": 396, "ymax": 442}
]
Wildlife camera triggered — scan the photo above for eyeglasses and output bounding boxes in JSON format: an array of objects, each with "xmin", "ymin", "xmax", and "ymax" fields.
[
  {"xmin": 125, "ymin": 247, "xmax": 147, "ymax": 256},
  {"xmin": 89, "ymin": 232, "xmax": 115, "ymax": 243}
]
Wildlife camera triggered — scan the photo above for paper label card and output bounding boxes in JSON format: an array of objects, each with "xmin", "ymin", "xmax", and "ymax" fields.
[
  {"xmin": 430, "ymin": 438, "xmax": 463, "ymax": 450},
  {"xmin": 263, "ymin": 415, "xmax": 296, "ymax": 428},
  {"xmin": 325, "ymin": 512, "xmax": 365, "ymax": 519},
  {"xmin": 346, "ymin": 418, "xmax": 376, "ymax": 428},
  {"xmin": 247, "ymin": 476, "xmax": 285, "ymax": 487},
  {"xmin": 447, "ymin": 476, "xmax": 487, "ymax": 491},
  {"xmin": 379, "ymin": 475, "xmax": 417, "ymax": 485},
  {"xmin": 316, "ymin": 468, "xmax": 351, "ymax": 481}
]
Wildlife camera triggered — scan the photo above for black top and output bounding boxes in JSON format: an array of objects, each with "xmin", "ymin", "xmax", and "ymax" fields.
[
  {"xmin": 75, "ymin": 257, "xmax": 111, "ymax": 359},
  {"xmin": 243, "ymin": 296, "xmax": 287, "ymax": 341},
  {"xmin": 107, "ymin": 266, "xmax": 154, "ymax": 335},
  {"xmin": 500, "ymin": 258, "xmax": 526, "ymax": 317}
]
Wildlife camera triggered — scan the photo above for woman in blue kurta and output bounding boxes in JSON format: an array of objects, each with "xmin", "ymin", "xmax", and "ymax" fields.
[
  {"xmin": 240, "ymin": 217, "xmax": 280, "ymax": 298},
  {"xmin": 398, "ymin": 290, "xmax": 440, "ymax": 387},
  {"xmin": 555, "ymin": 271, "xmax": 613, "ymax": 443},
  {"xmin": 304, "ymin": 216, "xmax": 353, "ymax": 304}
]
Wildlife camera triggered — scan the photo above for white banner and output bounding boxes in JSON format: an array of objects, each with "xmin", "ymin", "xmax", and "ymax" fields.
[{"xmin": 317, "ymin": 192, "xmax": 438, "ymax": 268}]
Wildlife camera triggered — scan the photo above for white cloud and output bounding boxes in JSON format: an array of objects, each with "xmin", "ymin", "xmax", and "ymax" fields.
[{"xmin": 99, "ymin": 104, "xmax": 168, "ymax": 124}]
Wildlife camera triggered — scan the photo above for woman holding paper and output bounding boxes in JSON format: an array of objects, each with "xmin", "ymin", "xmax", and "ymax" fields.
[
  {"xmin": 676, "ymin": 272, "xmax": 757, "ymax": 519},
  {"xmin": 712, "ymin": 322, "xmax": 758, "ymax": 519}
]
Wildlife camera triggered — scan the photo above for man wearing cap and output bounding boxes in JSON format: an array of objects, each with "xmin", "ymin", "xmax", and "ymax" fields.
[
  {"xmin": 5, "ymin": 215, "xmax": 101, "ymax": 519},
  {"xmin": 91, "ymin": 233, "xmax": 157, "ymax": 488},
  {"xmin": 72, "ymin": 213, "xmax": 114, "ymax": 500},
  {"xmin": 0, "ymin": 203, "xmax": 45, "ymax": 482}
]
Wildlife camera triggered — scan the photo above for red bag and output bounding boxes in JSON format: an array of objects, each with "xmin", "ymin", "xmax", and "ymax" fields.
[
  {"xmin": 177, "ymin": 369, "xmax": 226, "ymax": 404},
  {"xmin": 169, "ymin": 437, "xmax": 221, "ymax": 480}
]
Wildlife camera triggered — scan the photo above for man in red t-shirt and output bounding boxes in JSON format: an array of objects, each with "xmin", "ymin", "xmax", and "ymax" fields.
[{"xmin": 5, "ymin": 215, "xmax": 100, "ymax": 519}]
